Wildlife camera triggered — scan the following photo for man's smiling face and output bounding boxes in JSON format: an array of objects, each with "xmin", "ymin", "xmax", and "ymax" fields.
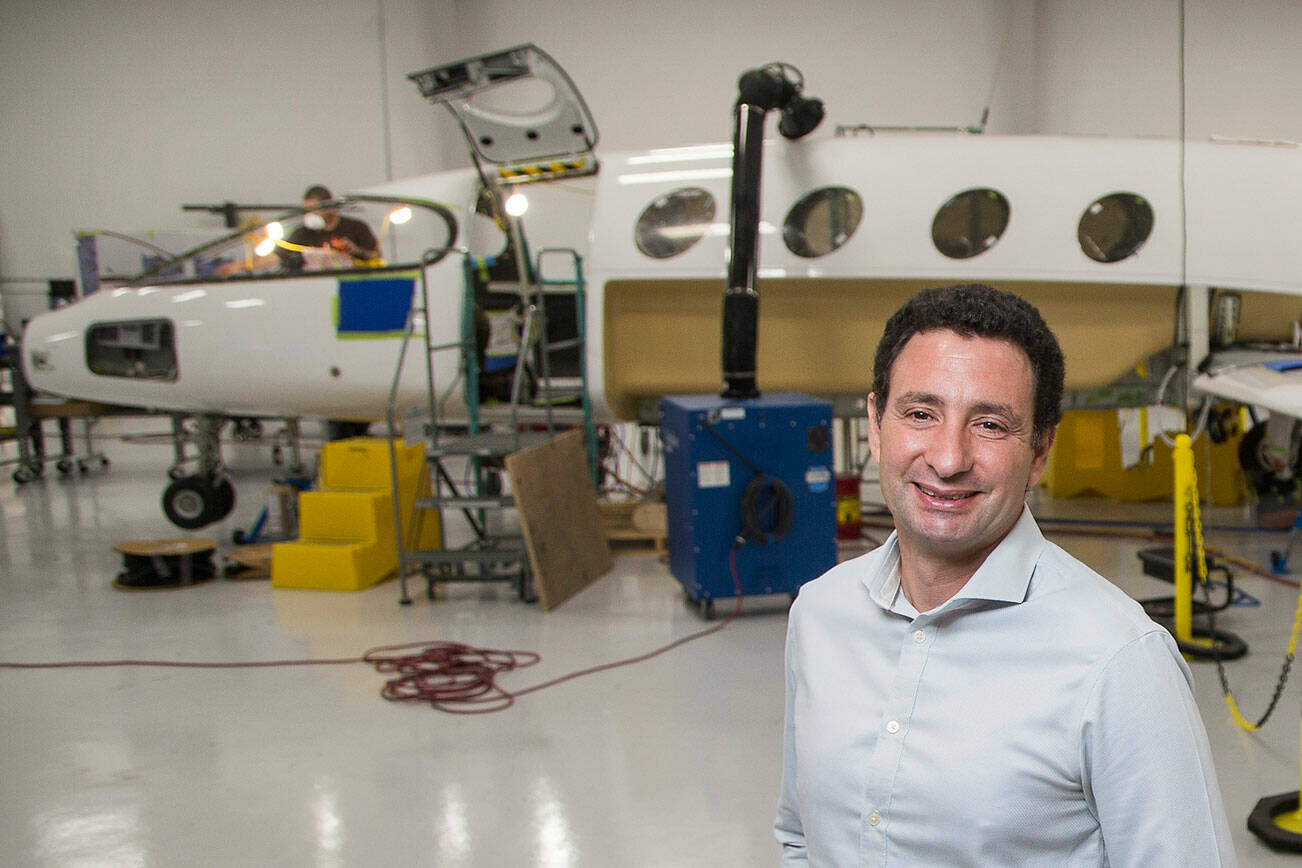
[{"xmin": 868, "ymin": 328, "xmax": 1053, "ymax": 577}]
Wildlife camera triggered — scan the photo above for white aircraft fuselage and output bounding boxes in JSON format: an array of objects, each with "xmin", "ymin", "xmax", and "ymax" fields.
[
  {"xmin": 20, "ymin": 133, "xmax": 1302, "ymax": 425},
  {"xmin": 29, "ymin": 44, "xmax": 1302, "ymax": 530}
]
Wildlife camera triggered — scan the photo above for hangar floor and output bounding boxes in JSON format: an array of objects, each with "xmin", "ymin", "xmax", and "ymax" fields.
[{"xmin": 3, "ymin": 426, "xmax": 1302, "ymax": 866}]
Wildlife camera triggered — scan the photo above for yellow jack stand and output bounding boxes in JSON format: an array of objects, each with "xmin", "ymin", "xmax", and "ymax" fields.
[
  {"xmin": 1165, "ymin": 441, "xmax": 1302, "ymax": 850},
  {"xmin": 1168, "ymin": 434, "xmax": 1247, "ymax": 661}
]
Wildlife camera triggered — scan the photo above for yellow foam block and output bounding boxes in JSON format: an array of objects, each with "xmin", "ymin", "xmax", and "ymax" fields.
[
  {"xmin": 319, "ymin": 437, "xmax": 424, "ymax": 491},
  {"xmin": 297, "ymin": 489, "xmax": 393, "ymax": 542},
  {"xmin": 271, "ymin": 539, "xmax": 394, "ymax": 591}
]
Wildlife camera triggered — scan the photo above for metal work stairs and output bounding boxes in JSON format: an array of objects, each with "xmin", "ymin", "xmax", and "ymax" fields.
[{"xmin": 386, "ymin": 245, "xmax": 596, "ymax": 605}]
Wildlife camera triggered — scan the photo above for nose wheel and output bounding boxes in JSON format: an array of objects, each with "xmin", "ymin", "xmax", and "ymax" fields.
[{"xmin": 162, "ymin": 474, "xmax": 236, "ymax": 529}]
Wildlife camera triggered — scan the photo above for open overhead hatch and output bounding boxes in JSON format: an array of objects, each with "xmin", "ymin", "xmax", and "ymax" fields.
[{"xmin": 408, "ymin": 44, "xmax": 598, "ymax": 184}]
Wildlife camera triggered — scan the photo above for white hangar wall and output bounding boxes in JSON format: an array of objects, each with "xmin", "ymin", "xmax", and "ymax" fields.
[
  {"xmin": 448, "ymin": 0, "xmax": 1036, "ymax": 150},
  {"xmin": 451, "ymin": 0, "xmax": 1302, "ymax": 148},
  {"xmin": 1033, "ymin": 0, "xmax": 1302, "ymax": 140},
  {"xmin": 0, "ymin": 0, "xmax": 456, "ymax": 292},
  {"xmin": 1, "ymin": 0, "xmax": 1300, "ymax": 290}
]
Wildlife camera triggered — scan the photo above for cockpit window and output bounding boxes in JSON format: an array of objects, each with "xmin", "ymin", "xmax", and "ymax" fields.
[
  {"xmin": 1078, "ymin": 193, "xmax": 1153, "ymax": 263},
  {"xmin": 932, "ymin": 188, "xmax": 1010, "ymax": 259},
  {"xmin": 126, "ymin": 196, "xmax": 458, "ymax": 286},
  {"xmin": 634, "ymin": 187, "xmax": 717, "ymax": 259},
  {"xmin": 783, "ymin": 187, "xmax": 863, "ymax": 258},
  {"xmin": 86, "ymin": 319, "xmax": 178, "ymax": 380}
]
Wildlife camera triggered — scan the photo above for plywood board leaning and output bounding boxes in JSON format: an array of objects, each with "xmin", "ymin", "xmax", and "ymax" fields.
[{"xmin": 504, "ymin": 428, "xmax": 612, "ymax": 611}]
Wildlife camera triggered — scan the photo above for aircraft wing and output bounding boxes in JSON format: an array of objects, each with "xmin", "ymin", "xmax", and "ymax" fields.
[{"xmin": 1193, "ymin": 348, "xmax": 1302, "ymax": 417}]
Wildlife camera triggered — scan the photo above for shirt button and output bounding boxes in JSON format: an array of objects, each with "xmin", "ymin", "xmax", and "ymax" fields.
[
  {"xmin": 913, "ymin": 629, "xmax": 927, "ymax": 644},
  {"xmin": 886, "ymin": 720, "xmax": 900, "ymax": 734},
  {"xmin": 867, "ymin": 811, "xmax": 882, "ymax": 827}
]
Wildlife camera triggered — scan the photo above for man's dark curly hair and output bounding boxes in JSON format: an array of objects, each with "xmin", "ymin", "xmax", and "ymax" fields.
[{"xmin": 871, "ymin": 284, "xmax": 1065, "ymax": 447}]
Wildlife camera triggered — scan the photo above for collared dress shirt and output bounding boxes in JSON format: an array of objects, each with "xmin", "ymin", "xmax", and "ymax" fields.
[{"xmin": 775, "ymin": 507, "xmax": 1236, "ymax": 866}]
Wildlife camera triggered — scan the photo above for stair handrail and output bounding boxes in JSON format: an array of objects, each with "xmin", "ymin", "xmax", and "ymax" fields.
[
  {"xmin": 534, "ymin": 246, "xmax": 598, "ymax": 486},
  {"xmin": 385, "ymin": 244, "xmax": 469, "ymax": 603}
]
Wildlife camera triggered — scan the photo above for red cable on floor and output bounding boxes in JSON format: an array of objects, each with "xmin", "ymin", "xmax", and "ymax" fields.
[{"xmin": 0, "ymin": 547, "xmax": 748, "ymax": 714}]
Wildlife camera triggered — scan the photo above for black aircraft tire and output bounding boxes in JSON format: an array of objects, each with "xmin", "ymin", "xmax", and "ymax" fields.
[
  {"xmin": 163, "ymin": 476, "xmax": 220, "ymax": 530},
  {"xmin": 213, "ymin": 477, "xmax": 236, "ymax": 523}
]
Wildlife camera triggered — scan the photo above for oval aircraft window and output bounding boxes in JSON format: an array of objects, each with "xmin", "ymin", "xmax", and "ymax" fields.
[
  {"xmin": 634, "ymin": 187, "xmax": 717, "ymax": 259},
  {"xmin": 783, "ymin": 187, "xmax": 863, "ymax": 258},
  {"xmin": 86, "ymin": 318, "xmax": 177, "ymax": 380},
  {"xmin": 931, "ymin": 188, "xmax": 1010, "ymax": 259},
  {"xmin": 1078, "ymin": 192, "xmax": 1154, "ymax": 263}
]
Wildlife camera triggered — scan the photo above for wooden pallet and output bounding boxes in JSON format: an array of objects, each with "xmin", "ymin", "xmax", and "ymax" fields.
[
  {"xmin": 223, "ymin": 542, "xmax": 275, "ymax": 580},
  {"xmin": 599, "ymin": 500, "xmax": 668, "ymax": 555}
]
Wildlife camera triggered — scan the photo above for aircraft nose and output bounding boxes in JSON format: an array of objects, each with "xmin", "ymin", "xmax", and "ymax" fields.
[
  {"xmin": 22, "ymin": 345, "xmax": 51, "ymax": 382},
  {"xmin": 19, "ymin": 314, "xmax": 77, "ymax": 396}
]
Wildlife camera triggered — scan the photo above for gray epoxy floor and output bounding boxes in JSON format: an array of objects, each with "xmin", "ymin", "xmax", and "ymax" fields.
[{"xmin": 3, "ymin": 425, "xmax": 1302, "ymax": 866}]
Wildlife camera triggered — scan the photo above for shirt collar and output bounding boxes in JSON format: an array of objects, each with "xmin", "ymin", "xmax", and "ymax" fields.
[{"xmin": 863, "ymin": 506, "xmax": 1045, "ymax": 616}]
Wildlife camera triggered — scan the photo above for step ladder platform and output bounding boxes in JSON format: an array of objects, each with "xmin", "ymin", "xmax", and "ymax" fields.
[
  {"xmin": 477, "ymin": 405, "xmax": 588, "ymax": 425},
  {"xmin": 415, "ymin": 494, "xmax": 515, "ymax": 510},
  {"xmin": 428, "ymin": 429, "xmax": 554, "ymax": 457},
  {"xmin": 388, "ymin": 244, "xmax": 594, "ymax": 605},
  {"xmin": 408, "ymin": 544, "xmax": 527, "ymax": 564}
]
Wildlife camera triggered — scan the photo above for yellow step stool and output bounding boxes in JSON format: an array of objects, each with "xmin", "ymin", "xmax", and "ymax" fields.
[
  {"xmin": 297, "ymin": 489, "xmax": 392, "ymax": 541},
  {"xmin": 272, "ymin": 437, "xmax": 441, "ymax": 591}
]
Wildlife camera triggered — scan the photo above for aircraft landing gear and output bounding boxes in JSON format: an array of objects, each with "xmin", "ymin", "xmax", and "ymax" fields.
[
  {"xmin": 162, "ymin": 474, "xmax": 236, "ymax": 530},
  {"xmin": 160, "ymin": 413, "xmax": 237, "ymax": 529}
]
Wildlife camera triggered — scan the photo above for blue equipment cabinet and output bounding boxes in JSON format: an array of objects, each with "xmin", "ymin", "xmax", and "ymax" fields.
[{"xmin": 661, "ymin": 393, "xmax": 836, "ymax": 613}]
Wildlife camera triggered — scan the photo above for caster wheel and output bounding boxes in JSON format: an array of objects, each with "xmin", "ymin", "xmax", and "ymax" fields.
[
  {"xmin": 698, "ymin": 598, "xmax": 716, "ymax": 620},
  {"xmin": 12, "ymin": 466, "xmax": 37, "ymax": 484},
  {"xmin": 56, "ymin": 458, "xmax": 74, "ymax": 474}
]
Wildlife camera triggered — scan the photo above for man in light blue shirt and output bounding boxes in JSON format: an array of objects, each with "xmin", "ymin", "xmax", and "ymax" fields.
[{"xmin": 775, "ymin": 284, "xmax": 1235, "ymax": 865}]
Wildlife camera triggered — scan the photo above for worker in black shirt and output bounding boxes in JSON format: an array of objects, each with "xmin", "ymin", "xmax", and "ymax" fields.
[
  {"xmin": 216, "ymin": 184, "xmax": 380, "ymax": 275},
  {"xmin": 281, "ymin": 184, "xmax": 380, "ymax": 269}
]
